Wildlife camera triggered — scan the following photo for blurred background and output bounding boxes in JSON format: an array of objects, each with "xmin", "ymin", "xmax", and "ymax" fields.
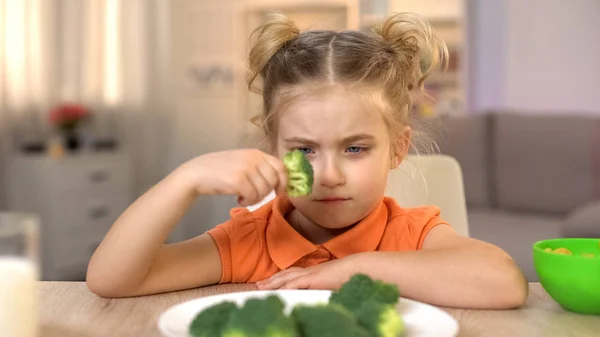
[{"xmin": 0, "ymin": 0, "xmax": 598, "ymax": 282}]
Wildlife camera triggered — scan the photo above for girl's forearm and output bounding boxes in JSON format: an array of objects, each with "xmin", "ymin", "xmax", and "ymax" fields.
[
  {"xmin": 351, "ymin": 245, "xmax": 528, "ymax": 309},
  {"xmin": 87, "ymin": 167, "xmax": 197, "ymax": 292}
]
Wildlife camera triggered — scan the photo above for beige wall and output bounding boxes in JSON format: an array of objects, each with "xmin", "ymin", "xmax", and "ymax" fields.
[
  {"xmin": 168, "ymin": 0, "xmax": 241, "ymax": 238},
  {"xmin": 468, "ymin": 0, "xmax": 600, "ymax": 115},
  {"xmin": 390, "ymin": 0, "xmax": 462, "ymax": 20},
  {"xmin": 504, "ymin": 0, "xmax": 600, "ymax": 115}
]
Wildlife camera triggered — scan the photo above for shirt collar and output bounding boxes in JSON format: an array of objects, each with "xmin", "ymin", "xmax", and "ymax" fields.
[
  {"xmin": 322, "ymin": 198, "xmax": 388, "ymax": 258},
  {"xmin": 265, "ymin": 196, "xmax": 388, "ymax": 270}
]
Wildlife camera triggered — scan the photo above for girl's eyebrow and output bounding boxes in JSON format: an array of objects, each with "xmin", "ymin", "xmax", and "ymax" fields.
[
  {"xmin": 343, "ymin": 133, "xmax": 376, "ymax": 143},
  {"xmin": 283, "ymin": 137, "xmax": 318, "ymax": 146},
  {"xmin": 283, "ymin": 134, "xmax": 376, "ymax": 145}
]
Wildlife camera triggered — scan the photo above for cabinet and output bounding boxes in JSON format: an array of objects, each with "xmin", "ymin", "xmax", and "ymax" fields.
[{"xmin": 5, "ymin": 153, "xmax": 133, "ymax": 281}]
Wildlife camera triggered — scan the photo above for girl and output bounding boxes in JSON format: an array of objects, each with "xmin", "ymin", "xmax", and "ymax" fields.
[{"xmin": 87, "ymin": 12, "xmax": 528, "ymax": 309}]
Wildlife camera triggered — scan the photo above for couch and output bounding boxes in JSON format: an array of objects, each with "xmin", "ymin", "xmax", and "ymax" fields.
[{"xmin": 433, "ymin": 112, "xmax": 600, "ymax": 281}]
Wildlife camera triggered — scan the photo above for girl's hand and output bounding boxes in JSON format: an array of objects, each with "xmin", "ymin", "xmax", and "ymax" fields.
[
  {"xmin": 256, "ymin": 256, "xmax": 358, "ymax": 290},
  {"xmin": 180, "ymin": 149, "xmax": 288, "ymax": 206}
]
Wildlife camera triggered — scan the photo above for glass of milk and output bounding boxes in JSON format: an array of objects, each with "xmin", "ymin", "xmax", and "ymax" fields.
[{"xmin": 0, "ymin": 213, "xmax": 40, "ymax": 337}]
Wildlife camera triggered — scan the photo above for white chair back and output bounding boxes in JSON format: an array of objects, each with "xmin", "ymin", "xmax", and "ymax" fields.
[{"xmin": 385, "ymin": 154, "xmax": 469, "ymax": 236}]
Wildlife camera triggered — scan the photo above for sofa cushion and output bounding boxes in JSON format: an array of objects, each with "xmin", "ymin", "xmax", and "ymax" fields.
[
  {"xmin": 467, "ymin": 208, "xmax": 563, "ymax": 282},
  {"xmin": 494, "ymin": 114, "xmax": 598, "ymax": 215},
  {"xmin": 563, "ymin": 201, "xmax": 600, "ymax": 238},
  {"xmin": 436, "ymin": 115, "xmax": 492, "ymax": 208}
]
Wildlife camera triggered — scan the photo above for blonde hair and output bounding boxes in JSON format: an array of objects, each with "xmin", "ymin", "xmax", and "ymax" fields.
[{"xmin": 247, "ymin": 12, "xmax": 448, "ymax": 154}]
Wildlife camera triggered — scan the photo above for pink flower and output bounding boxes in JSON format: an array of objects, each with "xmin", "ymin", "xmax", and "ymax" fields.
[{"xmin": 49, "ymin": 103, "xmax": 89, "ymax": 129}]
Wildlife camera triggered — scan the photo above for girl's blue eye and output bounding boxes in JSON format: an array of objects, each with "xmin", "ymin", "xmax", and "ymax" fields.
[
  {"xmin": 297, "ymin": 147, "xmax": 314, "ymax": 155},
  {"xmin": 346, "ymin": 146, "xmax": 365, "ymax": 154}
]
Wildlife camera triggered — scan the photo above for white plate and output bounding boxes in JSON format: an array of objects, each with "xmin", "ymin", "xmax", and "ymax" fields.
[{"xmin": 158, "ymin": 290, "xmax": 459, "ymax": 337}]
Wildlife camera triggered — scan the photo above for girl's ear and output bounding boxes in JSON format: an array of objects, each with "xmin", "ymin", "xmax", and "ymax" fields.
[{"xmin": 390, "ymin": 126, "xmax": 411, "ymax": 169}]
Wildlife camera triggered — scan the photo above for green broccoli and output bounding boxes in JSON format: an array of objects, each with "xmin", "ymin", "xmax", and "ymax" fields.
[
  {"xmin": 283, "ymin": 150, "xmax": 314, "ymax": 197},
  {"xmin": 189, "ymin": 301, "xmax": 238, "ymax": 337},
  {"xmin": 222, "ymin": 295, "xmax": 299, "ymax": 337},
  {"xmin": 292, "ymin": 304, "xmax": 370, "ymax": 337},
  {"xmin": 355, "ymin": 300, "xmax": 405, "ymax": 337},
  {"xmin": 330, "ymin": 274, "xmax": 404, "ymax": 337},
  {"xmin": 330, "ymin": 274, "xmax": 400, "ymax": 313},
  {"xmin": 188, "ymin": 275, "xmax": 404, "ymax": 337}
]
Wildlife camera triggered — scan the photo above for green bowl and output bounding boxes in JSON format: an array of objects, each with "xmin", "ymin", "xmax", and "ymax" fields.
[{"xmin": 533, "ymin": 238, "xmax": 600, "ymax": 315}]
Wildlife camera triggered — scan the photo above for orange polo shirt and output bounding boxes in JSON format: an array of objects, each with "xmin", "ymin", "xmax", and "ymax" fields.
[{"xmin": 207, "ymin": 196, "xmax": 448, "ymax": 284}]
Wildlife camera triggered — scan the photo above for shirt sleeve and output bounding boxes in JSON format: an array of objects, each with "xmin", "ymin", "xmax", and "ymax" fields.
[
  {"xmin": 206, "ymin": 207, "xmax": 261, "ymax": 283},
  {"xmin": 406, "ymin": 206, "xmax": 451, "ymax": 250}
]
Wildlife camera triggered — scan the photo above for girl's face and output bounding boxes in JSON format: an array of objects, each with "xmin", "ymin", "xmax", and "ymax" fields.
[{"xmin": 275, "ymin": 85, "xmax": 408, "ymax": 229}]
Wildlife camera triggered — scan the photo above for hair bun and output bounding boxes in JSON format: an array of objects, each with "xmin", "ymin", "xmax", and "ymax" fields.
[
  {"xmin": 372, "ymin": 12, "xmax": 448, "ymax": 90},
  {"xmin": 247, "ymin": 13, "xmax": 300, "ymax": 93}
]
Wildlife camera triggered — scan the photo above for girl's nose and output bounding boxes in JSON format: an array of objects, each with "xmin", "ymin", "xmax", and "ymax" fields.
[{"xmin": 317, "ymin": 156, "xmax": 346, "ymax": 188}]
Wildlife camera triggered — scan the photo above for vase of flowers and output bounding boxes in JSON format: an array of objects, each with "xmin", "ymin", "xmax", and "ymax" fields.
[{"xmin": 49, "ymin": 103, "xmax": 90, "ymax": 152}]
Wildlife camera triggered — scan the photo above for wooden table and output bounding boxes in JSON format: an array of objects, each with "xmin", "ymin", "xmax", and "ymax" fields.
[{"xmin": 39, "ymin": 282, "xmax": 600, "ymax": 337}]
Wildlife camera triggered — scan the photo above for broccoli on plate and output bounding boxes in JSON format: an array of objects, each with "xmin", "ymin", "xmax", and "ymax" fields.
[
  {"xmin": 189, "ymin": 301, "xmax": 238, "ymax": 337},
  {"xmin": 330, "ymin": 274, "xmax": 404, "ymax": 337},
  {"xmin": 330, "ymin": 274, "xmax": 400, "ymax": 312},
  {"xmin": 222, "ymin": 295, "xmax": 299, "ymax": 337},
  {"xmin": 355, "ymin": 300, "xmax": 405, "ymax": 337},
  {"xmin": 292, "ymin": 303, "xmax": 370, "ymax": 337},
  {"xmin": 188, "ymin": 274, "xmax": 405, "ymax": 337}
]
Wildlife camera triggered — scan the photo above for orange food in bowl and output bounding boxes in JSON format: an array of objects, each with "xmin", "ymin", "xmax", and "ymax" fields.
[
  {"xmin": 533, "ymin": 238, "xmax": 600, "ymax": 314},
  {"xmin": 544, "ymin": 247, "xmax": 595, "ymax": 257}
]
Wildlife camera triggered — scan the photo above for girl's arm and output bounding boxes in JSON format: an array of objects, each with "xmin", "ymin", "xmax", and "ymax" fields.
[
  {"xmin": 86, "ymin": 150, "xmax": 287, "ymax": 298},
  {"xmin": 353, "ymin": 225, "xmax": 529, "ymax": 309},
  {"xmin": 86, "ymin": 168, "xmax": 221, "ymax": 297},
  {"xmin": 259, "ymin": 225, "xmax": 528, "ymax": 309}
]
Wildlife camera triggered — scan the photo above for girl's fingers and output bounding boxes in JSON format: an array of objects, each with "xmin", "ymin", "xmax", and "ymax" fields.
[
  {"xmin": 246, "ymin": 167, "xmax": 272, "ymax": 205},
  {"xmin": 260, "ymin": 273, "xmax": 299, "ymax": 290},
  {"xmin": 280, "ymin": 275, "xmax": 312, "ymax": 290},
  {"xmin": 257, "ymin": 268, "xmax": 304, "ymax": 289},
  {"xmin": 235, "ymin": 172, "xmax": 259, "ymax": 207},
  {"xmin": 265, "ymin": 155, "xmax": 288, "ymax": 195},
  {"xmin": 256, "ymin": 160, "xmax": 280, "ymax": 197},
  {"xmin": 236, "ymin": 155, "xmax": 281, "ymax": 206}
]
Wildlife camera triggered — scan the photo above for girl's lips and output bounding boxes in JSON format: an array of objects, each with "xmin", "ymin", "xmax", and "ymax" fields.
[{"xmin": 314, "ymin": 197, "xmax": 351, "ymax": 203}]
